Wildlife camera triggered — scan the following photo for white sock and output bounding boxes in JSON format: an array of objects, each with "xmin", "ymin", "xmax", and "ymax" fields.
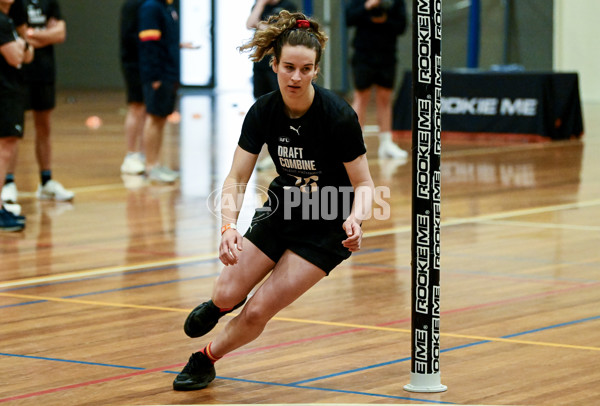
[{"xmin": 379, "ymin": 131, "xmax": 393, "ymax": 144}]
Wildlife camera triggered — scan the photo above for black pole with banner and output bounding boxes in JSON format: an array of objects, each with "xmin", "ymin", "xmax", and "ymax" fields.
[{"xmin": 404, "ymin": 0, "xmax": 447, "ymax": 393}]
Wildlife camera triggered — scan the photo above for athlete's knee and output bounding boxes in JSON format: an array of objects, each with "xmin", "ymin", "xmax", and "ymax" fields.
[
  {"xmin": 238, "ymin": 299, "xmax": 271, "ymax": 328},
  {"xmin": 212, "ymin": 281, "xmax": 247, "ymax": 310}
]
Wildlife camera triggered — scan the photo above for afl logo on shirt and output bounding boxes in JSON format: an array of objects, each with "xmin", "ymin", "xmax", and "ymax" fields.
[{"xmin": 279, "ymin": 136, "xmax": 291, "ymax": 144}]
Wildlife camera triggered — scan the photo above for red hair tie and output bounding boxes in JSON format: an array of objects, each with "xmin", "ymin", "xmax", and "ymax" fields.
[{"xmin": 296, "ymin": 20, "xmax": 310, "ymax": 29}]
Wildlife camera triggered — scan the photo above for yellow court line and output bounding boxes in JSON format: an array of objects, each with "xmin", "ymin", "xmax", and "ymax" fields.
[
  {"xmin": 2, "ymin": 292, "xmax": 599, "ymax": 353},
  {"xmin": 273, "ymin": 316, "xmax": 600, "ymax": 352},
  {"xmin": 3, "ymin": 198, "xmax": 599, "ymax": 289},
  {"xmin": 1, "ymin": 292, "xmax": 188, "ymax": 313}
]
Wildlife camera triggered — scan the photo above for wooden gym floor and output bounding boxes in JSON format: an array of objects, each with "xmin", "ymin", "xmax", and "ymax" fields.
[{"xmin": 0, "ymin": 89, "xmax": 599, "ymax": 405}]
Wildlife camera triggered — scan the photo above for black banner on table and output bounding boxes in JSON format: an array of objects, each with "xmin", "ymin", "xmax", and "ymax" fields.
[
  {"xmin": 393, "ymin": 71, "xmax": 584, "ymax": 140},
  {"xmin": 404, "ymin": 0, "xmax": 447, "ymax": 393}
]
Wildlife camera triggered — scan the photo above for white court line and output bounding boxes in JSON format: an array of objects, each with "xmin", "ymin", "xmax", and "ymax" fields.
[
  {"xmin": 480, "ymin": 219, "xmax": 600, "ymax": 232},
  {"xmin": 364, "ymin": 198, "xmax": 600, "ymax": 237},
  {"xmin": 363, "ymin": 124, "xmax": 380, "ymax": 135},
  {"xmin": 17, "ymin": 183, "xmax": 128, "ymax": 198},
  {"xmin": 0, "ymin": 253, "xmax": 217, "ymax": 289}
]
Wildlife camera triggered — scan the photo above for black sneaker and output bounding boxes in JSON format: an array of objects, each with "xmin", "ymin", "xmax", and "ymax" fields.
[
  {"xmin": 0, "ymin": 207, "xmax": 25, "ymax": 232},
  {"xmin": 173, "ymin": 352, "xmax": 216, "ymax": 391},
  {"xmin": 184, "ymin": 298, "xmax": 246, "ymax": 338}
]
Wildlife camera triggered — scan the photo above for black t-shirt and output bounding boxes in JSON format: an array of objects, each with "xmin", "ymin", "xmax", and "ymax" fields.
[
  {"xmin": 345, "ymin": 0, "xmax": 407, "ymax": 60},
  {"xmin": 239, "ymin": 85, "xmax": 367, "ymax": 223},
  {"xmin": 8, "ymin": 0, "xmax": 27, "ymax": 26},
  {"xmin": 0, "ymin": 13, "xmax": 23, "ymax": 95},
  {"xmin": 12, "ymin": 0, "xmax": 62, "ymax": 84}
]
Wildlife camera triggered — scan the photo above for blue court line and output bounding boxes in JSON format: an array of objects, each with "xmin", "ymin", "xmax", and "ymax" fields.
[
  {"xmin": 350, "ymin": 248, "xmax": 384, "ymax": 256},
  {"xmin": 0, "ymin": 249, "xmax": 383, "ymax": 295},
  {"xmin": 291, "ymin": 356, "xmax": 412, "ymax": 385},
  {"xmin": 0, "ymin": 273, "xmax": 219, "ymax": 310},
  {"xmin": 0, "ymin": 251, "xmax": 384, "ymax": 309},
  {"xmin": 501, "ymin": 314, "xmax": 600, "ymax": 338},
  {"xmin": 292, "ymin": 347, "xmax": 488, "ymax": 386},
  {"xmin": 0, "ymin": 352, "xmax": 144, "ymax": 371},
  {"xmin": 62, "ymin": 273, "xmax": 219, "ymax": 299},
  {"xmin": 269, "ymin": 313, "xmax": 600, "ymax": 386},
  {"xmin": 161, "ymin": 372, "xmax": 454, "ymax": 404},
  {"xmin": 1, "ymin": 300, "xmax": 48, "ymax": 308},
  {"xmin": 2, "ymin": 313, "xmax": 598, "ymax": 404},
  {"xmin": 292, "ymin": 342, "xmax": 491, "ymax": 386}
]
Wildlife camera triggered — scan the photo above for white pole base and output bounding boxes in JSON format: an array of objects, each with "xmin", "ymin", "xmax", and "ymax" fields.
[{"xmin": 404, "ymin": 372, "xmax": 448, "ymax": 393}]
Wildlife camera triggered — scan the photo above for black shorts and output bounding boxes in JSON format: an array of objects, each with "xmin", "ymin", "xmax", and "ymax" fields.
[
  {"xmin": 122, "ymin": 67, "xmax": 144, "ymax": 104},
  {"xmin": 24, "ymin": 82, "xmax": 56, "ymax": 111},
  {"xmin": 253, "ymin": 60, "xmax": 278, "ymax": 99},
  {"xmin": 142, "ymin": 81, "xmax": 177, "ymax": 117},
  {"xmin": 244, "ymin": 213, "xmax": 352, "ymax": 275},
  {"xmin": 0, "ymin": 92, "xmax": 25, "ymax": 138},
  {"xmin": 351, "ymin": 53, "xmax": 396, "ymax": 90}
]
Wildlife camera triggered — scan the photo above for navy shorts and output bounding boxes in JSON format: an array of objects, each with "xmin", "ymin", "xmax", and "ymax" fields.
[
  {"xmin": 142, "ymin": 80, "xmax": 177, "ymax": 117},
  {"xmin": 244, "ymin": 213, "xmax": 352, "ymax": 275},
  {"xmin": 351, "ymin": 53, "xmax": 397, "ymax": 90},
  {"xmin": 0, "ymin": 92, "xmax": 25, "ymax": 138},
  {"xmin": 24, "ymin": 82, "xmax": 56, "ymax": 111}
]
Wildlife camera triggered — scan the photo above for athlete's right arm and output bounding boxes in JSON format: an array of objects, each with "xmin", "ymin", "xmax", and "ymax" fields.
[{"xmin": 219, "ymin": 146, "xmax": 259, "ymax": 266}]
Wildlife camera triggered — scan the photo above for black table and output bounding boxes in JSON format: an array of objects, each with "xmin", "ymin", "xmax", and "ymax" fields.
[{"xmin": 393, "ymin": 70, "xmax": 584, "ymax": 140}]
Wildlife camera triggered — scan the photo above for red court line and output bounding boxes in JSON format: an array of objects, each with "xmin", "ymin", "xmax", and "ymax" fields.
[
  {"xmin": 379, "ymin": 281, "xmax": 600, "ymax": 328},
  {"xmin": 225, "ymin": 328, "xmax": 365, "ymax": 358},
  {"xmin": 0, "ymin": 328, "xmax": 364, "ymax": 403}
]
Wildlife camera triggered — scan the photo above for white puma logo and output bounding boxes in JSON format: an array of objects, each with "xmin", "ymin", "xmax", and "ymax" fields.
[{"xmin": 289, "ymin": 125, "xmax": 301, "ymax": 136}]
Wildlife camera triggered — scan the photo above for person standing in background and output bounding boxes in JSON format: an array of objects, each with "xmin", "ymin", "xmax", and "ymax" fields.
[
  {"xmin": 346, "ymin": 0, "xmax": 408, "ymax": 159},
  {"xmin": 119, "ymin": 0, "xmax": 146, "ymax": 176},
  {"xmin": 247, "ymin": 0, "xmax": 298, "ymax": 171},
  {"xmin": 0, "ymin": 0, "xmax": 33, "ymax": 231},
  {"xmin": 246, "ymin": 0, "xmax": 297, "ymax": 100},
  {"xmin": 137, "ymin": 0, "xmax": 180, "ymax": 183},
  {"xmin": 2, "ymin": 0, "xmax": 74, "ymax": 205}
]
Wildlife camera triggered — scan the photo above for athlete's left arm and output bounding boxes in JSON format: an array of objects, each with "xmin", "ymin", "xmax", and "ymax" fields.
[
  {"xmin": 25, "ymin": 18, "xmax": 66, "ymax": 48},
  {"xmin": 342, "ymin": 153, "xmax": 375, "ymax": 252}
]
